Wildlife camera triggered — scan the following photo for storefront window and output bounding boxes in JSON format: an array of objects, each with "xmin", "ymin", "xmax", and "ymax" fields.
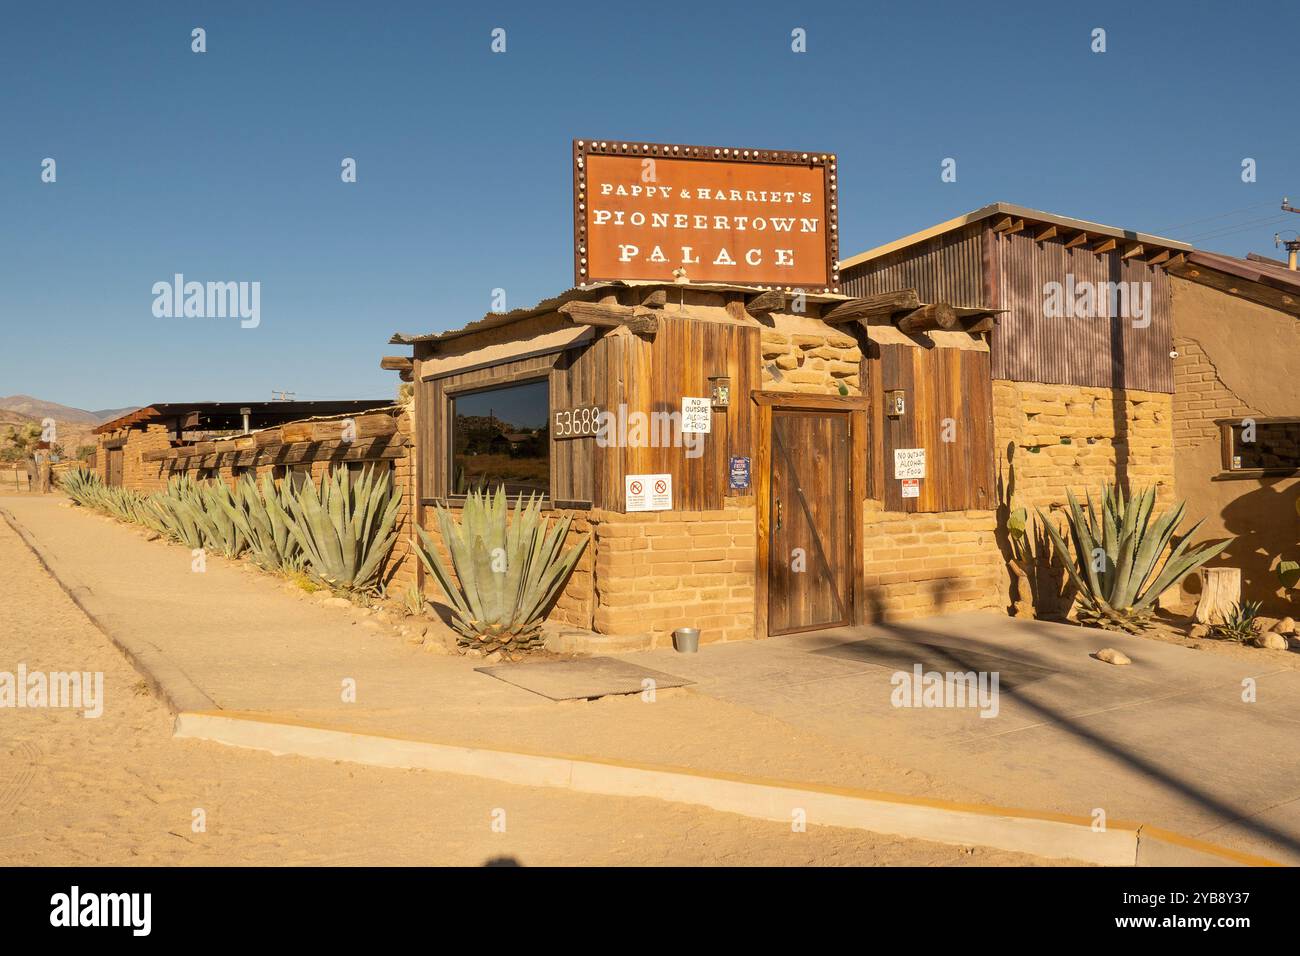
[{"xmin": 450, "ymin": 379, "xmax": 550, "ymax": 497}]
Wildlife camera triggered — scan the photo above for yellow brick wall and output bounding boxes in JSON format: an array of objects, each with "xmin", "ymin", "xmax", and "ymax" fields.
[
  {"xmin": 992, "ymin": 380, "xmax": 1175, "ymax": 513},
  {"xmin": 862, "ymin": 506, "xmax": 1004, "ymax": 621},
  {"xmin": 991, "ymin": 379, "xmax": 1176, "ymax": 618},
  {"xmin": 591, "ymin": 498, "xmax": 756, "ymax": 646}
]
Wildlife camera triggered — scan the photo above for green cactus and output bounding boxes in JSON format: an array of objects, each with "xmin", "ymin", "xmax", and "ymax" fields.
[
  {"xmin": 281, "ymin": 465, "xmax": 401, "ymax": 592},
  {"xmin": 1037, "ymin": 484, "xmax": 1233, "ymax": 633},
  {"xmin": 146, "ymin": 476, "xmax": 208, "ymax": 549},
  {"xmin": 218, "ymin": 474, "xmax": 303, "ymax": 572},
  {"xmin": 181, "ymin": 479, "xmax": 245, "ymax": 558},
  {"xmin": 58, "ymin": 466, "xmax": 102, "ymax": 507},
  {"xmin": 415, "ymin": 486, "xmax": 589, "ymax": 649}
]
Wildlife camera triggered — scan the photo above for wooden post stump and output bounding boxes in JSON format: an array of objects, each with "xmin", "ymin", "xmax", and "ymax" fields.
[{"xmin": 1195, "ymin": 567, "xmax": 1241, "ymax": 624}]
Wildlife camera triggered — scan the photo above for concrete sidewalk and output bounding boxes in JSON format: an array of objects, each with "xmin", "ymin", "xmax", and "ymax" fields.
[{"xmin": 5, "ymin": 493, "xmax": 1298, "ymax": 864}]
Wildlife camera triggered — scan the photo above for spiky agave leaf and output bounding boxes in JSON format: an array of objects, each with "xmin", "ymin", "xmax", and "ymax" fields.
[
  {"xmin": 282, "ymin": 466, "xmax": 400, "ymax": 592},
  {"xmin": 415, "ymin": 486, "xmax": 588, "ymax": 648},
  {"xmin": 1040, "ymin": 483, "xmax": 1234, "ymax": 632}
]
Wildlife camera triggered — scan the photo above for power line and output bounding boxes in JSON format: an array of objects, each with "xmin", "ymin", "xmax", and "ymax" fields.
[
  {"xmin": 1179, "ymin": 214, "xmax": 1291, "ymax": 244},
  {"xmin": 1150, "ymin": 200, "xmax": 1279, "ymax": 235}
]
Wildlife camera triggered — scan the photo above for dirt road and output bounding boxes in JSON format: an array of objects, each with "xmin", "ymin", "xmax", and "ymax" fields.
[{"xmin": 0, "ymin": 506, "xmax": 1061, "ymax": 866}]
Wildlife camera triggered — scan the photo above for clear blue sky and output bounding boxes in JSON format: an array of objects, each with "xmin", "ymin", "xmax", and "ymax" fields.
[{"xmin": 2, "ymin": 1, "xmax": 1296, "ymax": 410}]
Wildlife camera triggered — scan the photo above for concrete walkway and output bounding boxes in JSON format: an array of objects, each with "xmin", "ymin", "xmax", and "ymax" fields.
[{"xmin": 5, "ymin": 493, "xmax": 1299, "ymax": 864}]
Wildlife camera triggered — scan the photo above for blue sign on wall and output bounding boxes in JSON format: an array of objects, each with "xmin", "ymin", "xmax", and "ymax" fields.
[{"xmin": 729, "ymin": 456, "xmax": 751, "ymax": 490}]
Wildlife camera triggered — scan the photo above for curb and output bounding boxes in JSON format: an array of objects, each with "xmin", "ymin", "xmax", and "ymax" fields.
[
  {"xmin": 1, "ymin": 504, "xmax": 218, "ymax": 715},
  {"xmin": 174, "ymin": 710, "xmax": 1281, "ymax": 867},
  {"xmin": 9, "ymin": 500, "xmax": 1281, "ymax": 867}
]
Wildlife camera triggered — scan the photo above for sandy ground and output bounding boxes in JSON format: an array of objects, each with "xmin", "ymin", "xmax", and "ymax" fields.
[{"xmin": 0, "ymin": 511, "xmax": 1065, "ymax": 866}]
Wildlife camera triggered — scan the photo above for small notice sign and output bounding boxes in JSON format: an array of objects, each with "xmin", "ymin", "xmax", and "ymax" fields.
[
  {"xmin": 901, "ymin": 478, "xmax": 920, "ymax": 499},
  {"xmin": 681, "ymin": 397, "xmax": 712, "ymax": 434},
  {"xmin": 626, "ymin": 473, "xmax": 672, "ymax": 512},
  {"xmin": 894, "ymin": 447, "xmax": 926, "ymax": 480},
  {"xmin": 729, "ymin": 456, "xmax": 751, "ymax": 490}
]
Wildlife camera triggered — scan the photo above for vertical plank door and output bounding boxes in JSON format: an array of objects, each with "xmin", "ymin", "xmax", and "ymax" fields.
[
  {"xmin": 107, "ymin": 448, "xmax": 124, "ymax": 488},
  {"xmin": 768, "ymin": 410, "xmax": 852, "ymax": 634}
]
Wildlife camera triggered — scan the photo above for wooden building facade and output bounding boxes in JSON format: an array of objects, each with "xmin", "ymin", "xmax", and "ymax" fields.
[{"xmin": 389, "ymin": 279, "xmax": 1003, "ymax": 645}]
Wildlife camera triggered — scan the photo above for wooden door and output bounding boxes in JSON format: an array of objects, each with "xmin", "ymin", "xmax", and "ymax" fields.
[
  {"xmin": 768, "ymin": 410, "xmax": 852, "ymax": 634},
  {"xmin": 106, "ymin": 448, "xmax": 124, "ymax": 488}
]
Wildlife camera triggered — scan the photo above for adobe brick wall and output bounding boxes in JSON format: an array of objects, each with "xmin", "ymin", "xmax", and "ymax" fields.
[
  {"xmin": 992, "ymin": 380, "xmax": 1176, "ymax": 513},
  {"xmin": 382, "ymin": 403, "xmax": 419, "ymax": 597},
  {"xmin": 861, "ymin": 505, "xmax": 1003, "ymax": 622},
  {"xmin": 758, "ymin": 318, "xmax": 863, "ymax": 394},
  {"xmin": 591, "ymin": 498, "xmax": 756, "ymax": 646},
  {"xmin": 991, "ymin": 379, "xmax": 1177, "ymax": 617},
  {"xmin": 1169, "ymin": 277, "xmax": 1300, "ymax": 614},
  {"xmin": 98, "ymin": 425, "xmax": 172, "ymax": 493}
]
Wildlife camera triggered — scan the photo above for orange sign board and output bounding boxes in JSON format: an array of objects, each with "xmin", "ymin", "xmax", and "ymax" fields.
[{"xmin": 574, "ymin": 141, "xmax": 838, "ymax": 290}]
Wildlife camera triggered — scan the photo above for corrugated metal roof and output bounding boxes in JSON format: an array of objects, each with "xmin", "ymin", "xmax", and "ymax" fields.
[
  {"xmin": 838, "ymin": 202, "xmax": 1193, "ymax": 272},
  {"xmin": 1183, "ymin": 250, "xmax": 1300, "ymax": 292},
  {"xmin": 388, "ymin": 280, "xmax": 855, "ymax": 346}
]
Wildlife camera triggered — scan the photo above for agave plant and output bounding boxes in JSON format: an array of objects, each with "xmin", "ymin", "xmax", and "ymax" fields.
[
  {"xmin": 282, "ymin": 465, "xmax": 401, "ymax": 592},
  {"xmin": 58, "ymin": 466, "xmax": 102, "ymax": 507},
  {"xmin": 102, "ymin": 485, "xmax": 150, "ymax": 523},
  {"xmin": 146, "ymin": 476, "xmax": 208, "ymax": 548},
  {"xmin": 189, "ymin": 479, "xmax": 246, "ymax": 558},
  {"xmin": 1038, "ymin": 484, "xmax": 1233, "ymax": 633},
  {"xmin": 415, "ymin": 486, "xmax": 589, "ymax": 649},
  {"xmin": 1213, "ymin": 600, "xmax": 1262, "ymax": 643},
  {"xmin": 218, "ymin": 474, "xmax": 302, "ymax": 571}
]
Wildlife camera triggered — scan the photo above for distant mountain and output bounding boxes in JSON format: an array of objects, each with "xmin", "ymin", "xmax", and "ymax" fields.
[
  {"xmin": 0, "ymin": 395, "xmax": 139, "ymax": 424},
  {"xmin": 90, "ymin": 406, "xmax": 139, "ymax": 422}
]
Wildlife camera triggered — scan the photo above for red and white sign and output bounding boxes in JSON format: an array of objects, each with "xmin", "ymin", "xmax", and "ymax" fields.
[
  {"xmin": 901, "ymin": 478, "xmax": 920, "ymax": 499},
  {"xmin": 626, "ymin": 473, "xmax": 672, "ymax": 512}
]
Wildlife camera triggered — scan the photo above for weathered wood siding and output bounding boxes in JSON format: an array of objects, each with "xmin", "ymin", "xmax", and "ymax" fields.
[
  {"xmin": 610, "ymin": 315, "xmax": 759, "ymax": 512},
  {"xmin": 874, "ymin": 343, "xmax": 994, "ymax": 513},
  {"xmin": 416, "ymin": 314, "xmax": 759, "ymax": 512}
]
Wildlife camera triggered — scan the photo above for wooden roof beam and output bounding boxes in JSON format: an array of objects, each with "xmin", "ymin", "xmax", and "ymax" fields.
[
  {"xmin": 1146, "ymin": 249, "xmax": 1171, "ymax": 266},
  {"xmin": 1064, "ymin": 231, "xmax": 1089, "ymax": 249},
  {"xmin": 1121, "ymin": 243, "xmax": 1145, "ymax": 260},
  {"xmin": 896, "ymin": 302, "xmax": 960, "ymax": 334},
  {"xmin": 558, "ymin": 300, "xmax": 659, "ymax": 335},
  {"xmin": 745, "ymin": 290, "xmax": 792, "ymax": 318},
  {"xmin": 822, "ymin": 288, "xmax": 921, "ymax": 324},
  {"xmin": 1033, "ymin": 225, "xmax": 1058, "ymax": 243},
  {"xmin": 1092, "ymin": 238, "xmax": 1118, "ymax": 254}
]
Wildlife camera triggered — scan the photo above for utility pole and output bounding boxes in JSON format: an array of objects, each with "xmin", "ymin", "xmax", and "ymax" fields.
[{"xmin": 1277, "ymin": 198, "xmax": 1300, "ymax": 270}]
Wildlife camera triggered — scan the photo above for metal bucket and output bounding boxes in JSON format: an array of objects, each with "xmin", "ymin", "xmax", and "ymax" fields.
[{"xmin": 673, "ymin": 627, "xmax": 700, "ymax": 654}]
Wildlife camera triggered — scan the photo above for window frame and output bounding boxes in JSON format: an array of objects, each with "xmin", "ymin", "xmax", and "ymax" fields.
[
  {"xmin": 1216, "ymin": 416, "xmax": 1300, "ymax": 480},
  {"xmin": 445, "ymin": 375, "xmax": 552, "ymax": 503}
]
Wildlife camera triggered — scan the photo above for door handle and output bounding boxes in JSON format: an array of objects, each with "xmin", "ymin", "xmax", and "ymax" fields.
[{"xmin": 775, "ymin": 497, "xmax": 782, "ymax": 531}]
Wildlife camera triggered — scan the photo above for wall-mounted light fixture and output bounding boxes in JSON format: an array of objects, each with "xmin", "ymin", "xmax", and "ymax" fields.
[
  {"xmin": 709, "ymin": 376, "xmax": 731, "ymax": 409},
  {"xmin": 885, "ymin": 389, "xmax": 906, "ymax": 417}
]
